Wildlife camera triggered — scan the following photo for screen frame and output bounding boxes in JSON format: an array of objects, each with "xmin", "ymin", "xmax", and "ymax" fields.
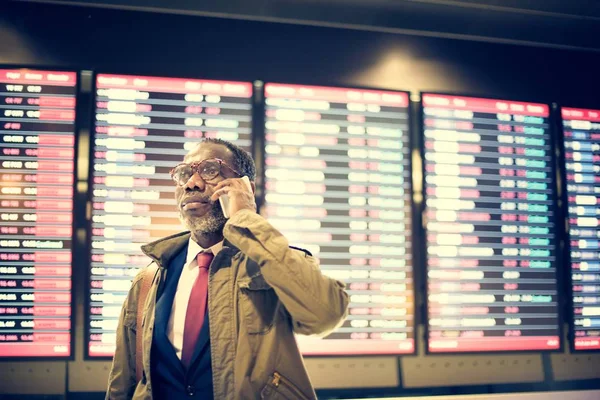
[
  {"xmin": 84, "ymin": 69, "xmax": 257, "ymax": 359},
  {"xmin": 0, "ymin": 64, "xmax": 79, "ymax": 361},
  {"xmin": 557, "ymin": 104, "xmax": 600, "ymax": 354},
  {"xmin": 420, "ymin": 91, "xmax": 565, "ymax": 355},
  {"xmin": 251, "ymin": 80, "xmax": 267, "ymax": 214},
  {"xmin": 262, "ymin": 80, "xmax": 418, "ymax": 357}
]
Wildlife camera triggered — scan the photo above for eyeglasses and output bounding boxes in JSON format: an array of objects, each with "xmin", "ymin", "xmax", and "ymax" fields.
[{"xmin": 169, "ymin": 158, "xmax": 242, "ymax": 186}]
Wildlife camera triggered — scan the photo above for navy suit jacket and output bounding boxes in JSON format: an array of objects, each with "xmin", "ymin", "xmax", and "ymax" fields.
[{"xmin": 151, "ymin": 246, "xmax": 213, "ymax": 399}]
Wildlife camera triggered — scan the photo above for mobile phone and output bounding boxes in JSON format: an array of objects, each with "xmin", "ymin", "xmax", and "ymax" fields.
[{"xmin": 219, "ymin": 176, "xmax": 252, "ymax": 218}]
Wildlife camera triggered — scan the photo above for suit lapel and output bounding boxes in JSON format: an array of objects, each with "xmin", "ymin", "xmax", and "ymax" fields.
[
  {"xmin": 188, "ymin": 309, "xmax": 211, "ymax": 371},
  {"xmin": 153, "ymin": 246, "xmax": 188, "ymax": 380}
]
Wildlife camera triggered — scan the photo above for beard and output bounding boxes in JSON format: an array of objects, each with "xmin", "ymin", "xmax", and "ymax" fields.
[{"xmin": 179, "ymin": 201, "xmax": 227, "ymax": 234}]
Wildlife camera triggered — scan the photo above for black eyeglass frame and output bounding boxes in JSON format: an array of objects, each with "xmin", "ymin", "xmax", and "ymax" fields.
[{"xmin": 169, "ymin": 158, "xmax": 243, "ymax": 185}]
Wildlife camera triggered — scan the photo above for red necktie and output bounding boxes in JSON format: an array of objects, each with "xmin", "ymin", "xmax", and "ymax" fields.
[{"xmin": 181, "ymin": 251, "xmax": 213, "ymax": 368}]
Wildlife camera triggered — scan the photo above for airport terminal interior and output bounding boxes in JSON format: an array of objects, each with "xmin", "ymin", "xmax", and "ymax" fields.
[{"xmin": 0, "ymin": 0, "xmax": 599, "ymax": 398}]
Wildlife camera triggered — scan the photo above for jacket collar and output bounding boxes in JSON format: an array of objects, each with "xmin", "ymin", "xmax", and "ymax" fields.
[{"xmin": 141, "ymin": 231, "xmax": 238, "ymax": 269}]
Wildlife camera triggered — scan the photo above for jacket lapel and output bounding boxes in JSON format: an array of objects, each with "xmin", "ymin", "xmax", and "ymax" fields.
[{"xmin": 141, "ymin": 231, "xmax": 190, "ymax": 267}]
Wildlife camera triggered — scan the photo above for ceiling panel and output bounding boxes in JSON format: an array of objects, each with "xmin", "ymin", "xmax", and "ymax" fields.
[
  {"xmin": 428, "ymin": 0, "xmax": 600, "ymax": 18},
  {"xmin": 12, "ymin": 0, "xmax": 600, "ymax": 51}
]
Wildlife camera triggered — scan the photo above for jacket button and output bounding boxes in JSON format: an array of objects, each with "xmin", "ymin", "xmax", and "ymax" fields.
[{"xmin": 186, "ymin": 385, "xmax": 195, "ymax": 396}]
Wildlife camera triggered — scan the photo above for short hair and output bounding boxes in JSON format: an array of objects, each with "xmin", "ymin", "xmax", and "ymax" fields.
[{"xmin": 202, "ymin": 138, "xmax": 256, "ymax": 181}]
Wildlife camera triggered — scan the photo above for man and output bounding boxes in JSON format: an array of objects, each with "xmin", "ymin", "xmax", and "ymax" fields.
[{"xmin": 106, "ymin": 138, "xmax": 349, "ymax": 399}]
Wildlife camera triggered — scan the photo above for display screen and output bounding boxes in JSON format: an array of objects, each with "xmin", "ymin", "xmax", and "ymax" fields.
[
  {"xmin": 263, "ymin": 83, "xmax": 414, "ymax": 355},
  {"xmin": 562, "ymin": 107, "xmax": 600, "ymax": 351},
  {"xmin": 423, "ymin": 94, "xmax": 561, "ymax": 352},
  {"xmin": 0, "ymin": 69, "xmax": 76, "ymax": 357},
  {"xmin": 88, "ymin": 73, "xmax": 252, "ymax": 357}
]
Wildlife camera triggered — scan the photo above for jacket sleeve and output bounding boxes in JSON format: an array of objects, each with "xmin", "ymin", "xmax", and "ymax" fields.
[
  {"xmin": 106, "ymin": 276, "xmax": 141, "ymax": 400},
  {"xmin": 224, "ymin": 209, "xmax": 349, "ymax": 336}
]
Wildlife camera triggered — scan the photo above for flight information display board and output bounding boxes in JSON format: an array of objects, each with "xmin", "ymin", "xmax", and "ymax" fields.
[
  {"xmin": 562, "ymin": 107, "xmax": 600, "ymax": 351},
  {"xmin": 88, "ymin": 73, "xmax": 252, "ymax": 357},
  {"xmin": 263, "ymin": 83, "xmax": 414, "ymax": 355},
  {"xmin": 0, "ymin": 68, "xmax": 76, "ymax": 358},
  {"xmin": 423, "ymin": 93, "xmax": 561, "ymax": 352}
]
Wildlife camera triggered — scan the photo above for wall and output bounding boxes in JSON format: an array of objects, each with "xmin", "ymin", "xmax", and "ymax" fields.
[{"xmin": 0, "ymin": 1, "xmax": 600, "ymax": 398}]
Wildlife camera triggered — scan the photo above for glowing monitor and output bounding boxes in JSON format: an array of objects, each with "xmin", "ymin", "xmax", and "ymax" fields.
[
  {"xmin": 0, "ymin": 68, "xmax": 76, "ymax": 358},
  {"xmin": 88, "ymin": 73, "xmax": 252, "ymax": 357},
  {"xmin": 562, "ymin": 107, "xmax": 600, "ymax": 351},
  {"xmin": 264, "ymin": 83, "xmax": 414, "ymax": 355},
  {"xmin": 423, "ymin": 93, "xmax": 561, "ymax": 352}
]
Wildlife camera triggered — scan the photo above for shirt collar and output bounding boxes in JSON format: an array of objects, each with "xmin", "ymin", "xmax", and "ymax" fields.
[{"xmin": 185, "ymin": 237, "xmax": 224, "ymax": 265}]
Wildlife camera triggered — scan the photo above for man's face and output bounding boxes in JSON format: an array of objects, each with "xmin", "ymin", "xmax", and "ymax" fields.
[{"xmin": 174, "ymin": 143, "xmax": 238, "ymax": 234}]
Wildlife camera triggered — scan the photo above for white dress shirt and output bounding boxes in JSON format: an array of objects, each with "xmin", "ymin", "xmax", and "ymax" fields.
[{"xmin": 167, "ymin": 238, "xmax": 223, "ymax": 360}]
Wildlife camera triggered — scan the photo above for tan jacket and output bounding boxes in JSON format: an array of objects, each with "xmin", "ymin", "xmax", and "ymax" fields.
[{"xmin": 106, "ymin": 209, "xmax": 350, "ymax": 399}]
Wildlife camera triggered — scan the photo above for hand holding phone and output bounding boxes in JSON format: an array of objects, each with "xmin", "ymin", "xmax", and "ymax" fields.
[{"xmin": 219, "ymin": 176, "xmax": 252, "ymax": 218}]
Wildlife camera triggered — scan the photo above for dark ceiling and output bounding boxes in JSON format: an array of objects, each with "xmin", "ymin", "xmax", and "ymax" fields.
[{"xmin": 13, "ymin": 0, "xmax": 600, "ymax": 51}]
